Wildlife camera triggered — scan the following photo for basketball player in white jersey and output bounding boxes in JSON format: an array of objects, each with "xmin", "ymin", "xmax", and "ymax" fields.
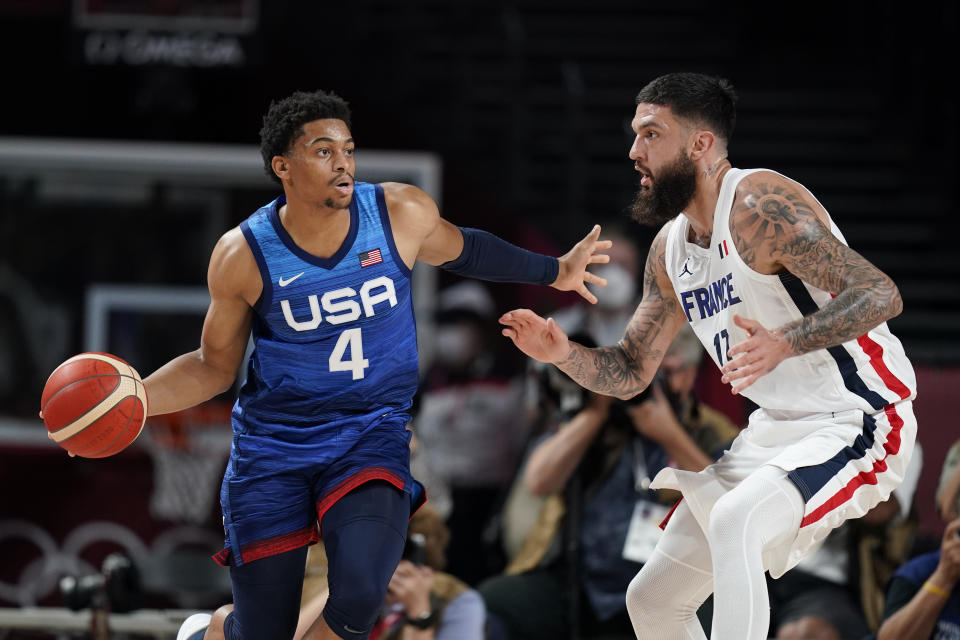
[{"xmin": 499, "ymin": 72, "xmax": 917, "ymax": 640}]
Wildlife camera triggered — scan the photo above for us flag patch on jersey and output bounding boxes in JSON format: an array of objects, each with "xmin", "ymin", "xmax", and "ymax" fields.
[{"xmin": 358, "ymin": 248, "xmax": 383, "ymax": 267}]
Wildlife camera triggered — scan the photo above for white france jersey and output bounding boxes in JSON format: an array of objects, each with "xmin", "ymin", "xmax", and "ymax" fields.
[{"xmin": 664, "ymin": 167, "xmax": 916, "ymax": 414}]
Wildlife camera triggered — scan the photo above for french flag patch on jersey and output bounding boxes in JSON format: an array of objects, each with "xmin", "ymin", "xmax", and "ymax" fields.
[
  {"xmin": 358, "ymin": 248, "xmax": 383, "ymax": 267},
  {"xmin": 718, "ymin": 239, "xmax": 730, "ymax": 260}
]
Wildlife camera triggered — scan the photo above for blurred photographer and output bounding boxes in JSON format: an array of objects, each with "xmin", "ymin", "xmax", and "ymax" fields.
[
  {"xmin": 480, "ymin": 326, "xmax": 739, "ymax": 640},
  {"xmin": 415, "ymin": 281, "xmax": 528, "ymax": 585}
]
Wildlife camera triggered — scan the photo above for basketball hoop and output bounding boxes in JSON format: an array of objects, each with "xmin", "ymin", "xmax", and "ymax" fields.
[{"xmin": 140, "ymin": 403, "xmax": 232, "ymax": 525}]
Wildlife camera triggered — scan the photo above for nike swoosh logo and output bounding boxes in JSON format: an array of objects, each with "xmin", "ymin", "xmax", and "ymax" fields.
[{"xmin": 278, "ymin": 272, "xmax": 305, "ymax": 287}]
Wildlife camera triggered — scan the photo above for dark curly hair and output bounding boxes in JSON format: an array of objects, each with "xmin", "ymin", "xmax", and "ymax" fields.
[
  {"xmin": 258, "ymin": 90, "xmax": 352, "ymax": 184},
  {"xmin": 636, "ymin": 72, "xmax": 737, "ymax": 145}
]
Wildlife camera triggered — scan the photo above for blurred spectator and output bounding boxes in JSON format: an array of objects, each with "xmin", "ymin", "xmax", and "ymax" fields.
[
  {"xmin": 877, "ymin": 445, "xmax": 960, "ymax": 640},
  {"xmin": 298, "ymin": 504, "xmax": 486, "ymax": 640},
  {"xmin": 769, "ymin": 444, "xmax": 923, "ymax": 639},
  {"xmin": 415, "ymin": 281, "xmax": 527, "ymax": 584},
  {"xmin": 479, "ymin": 326, "xmax": 738, "ymax": 640},
  {"xmin": 551, "ymin": 225, "xmax": 641, "ymax": 346},
  {"xmin": 937, "ymin": 441, "xmax": 960, "ymax": 522},
  {"xmin": 408, "ymin": 427, "xmax": 453, "ymax": 531},
  {"xmin": 497, "ymin": 226, "xmax": 644, "ymax": 565}
]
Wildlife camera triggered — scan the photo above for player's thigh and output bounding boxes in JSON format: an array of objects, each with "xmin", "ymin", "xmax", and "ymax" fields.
[
  {"xmin": 710, "ymin": 465, "xmax": 802, "ymax": 550},
  {"xmin": 655, "ymin": 500, "xmax": 713, "ymax": 570},
  {"xmin": 627, "ymin": 500, "xmax": 713, "ymax": 611},
  {"xmin": 320, "ymin": 481, "xmax": 409, "ymax": 635},
  {"xmin": 225, "ymin": 545, "xmax": 310, "ymax": 640},
  {"xmin": 319, "ymin": 479, "xmax": 410, "ymax": 570}
]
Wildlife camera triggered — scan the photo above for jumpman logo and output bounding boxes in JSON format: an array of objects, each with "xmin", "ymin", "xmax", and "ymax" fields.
[{"xmin": 678, "ymin": 259, "xmax": 694, "ymax": 278}]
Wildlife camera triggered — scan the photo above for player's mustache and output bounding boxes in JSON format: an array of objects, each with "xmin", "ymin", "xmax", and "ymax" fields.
[{"xmin": 329, "ymin": 172, "xmax": 356, "ymax": 185}]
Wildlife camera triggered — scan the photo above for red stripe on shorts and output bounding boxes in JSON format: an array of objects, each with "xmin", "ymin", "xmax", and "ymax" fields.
[
  {"xmin": 213, "ymin": 524, "xmax": 321, "ymax": 567},
  {"xmin": 659, "ymin": 498, "xmax": 683, "ymax": 531},
  {"xmin": 799, "ymin": 403, "xmax": 904, "ymax": 528},
  {"xmin": 857, "ymin": 334, "xmax": 911, "ymax": 400},
  {"xmin": 240, "ymin": 525, "xmax": 320, "ymax": 564}
]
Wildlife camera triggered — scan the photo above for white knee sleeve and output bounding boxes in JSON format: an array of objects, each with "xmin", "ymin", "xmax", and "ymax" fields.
[
  {"xmin": 707, "ymin": 466, "xmax": 803, "ymax": 640},
  {"xmin": 625, "ymin": 502, "xmax": 712, "ymax": 640}
]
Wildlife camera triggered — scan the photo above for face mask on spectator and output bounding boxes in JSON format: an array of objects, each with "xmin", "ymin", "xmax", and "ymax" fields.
[
  {"xmin": 433, "ymin": 324, "xmax": 478, "ymax": 367},
  {"xmin": 593, "ymin": 264, "xmax": 636, "ymax": 310}
]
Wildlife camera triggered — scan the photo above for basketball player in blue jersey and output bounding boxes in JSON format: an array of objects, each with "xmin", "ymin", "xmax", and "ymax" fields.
[
  {"xmin": 133, "ymin": 90, "xmax": 612, "ymax": 640},
  {"xmin": 500, "ymin": 73, "xmax": 918, "ymax": 640}
]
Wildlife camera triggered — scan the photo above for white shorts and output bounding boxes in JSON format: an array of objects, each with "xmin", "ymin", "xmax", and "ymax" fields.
[{"xmin": 651, "ymin": 400, "xmax": 917, "ymax": 577}]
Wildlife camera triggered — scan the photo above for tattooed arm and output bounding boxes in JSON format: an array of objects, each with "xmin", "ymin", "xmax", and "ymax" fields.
[
  {"xmin": 721, "ymin": 171, "xmax": 902, "ymax": 392},
  {"xmin": 500, "ymin": 223, "xmax": 687, "ymax": 400}
]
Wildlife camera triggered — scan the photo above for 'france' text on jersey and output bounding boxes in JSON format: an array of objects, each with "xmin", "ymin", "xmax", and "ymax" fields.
[{"xmin": 679, "ymin": 272, "xmax": 742, "ymax": 321}]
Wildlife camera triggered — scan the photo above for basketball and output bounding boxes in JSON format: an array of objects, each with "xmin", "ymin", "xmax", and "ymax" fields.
[{"xmin": 41, "ymin": 352, "xmax": 148, "ymax": 458}]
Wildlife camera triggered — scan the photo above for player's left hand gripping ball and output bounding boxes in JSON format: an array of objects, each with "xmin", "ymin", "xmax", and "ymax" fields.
[{"xmin": 40, "ymin": 353, "xmax": 148, "ymax": 458}]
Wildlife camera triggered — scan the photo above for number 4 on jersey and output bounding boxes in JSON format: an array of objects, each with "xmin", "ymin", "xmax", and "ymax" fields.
[{"xmin": 329, "ymin": 328, "xmax": 370, "ymax": 380}]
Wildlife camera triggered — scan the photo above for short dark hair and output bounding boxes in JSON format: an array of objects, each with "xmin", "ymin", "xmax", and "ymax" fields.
[
  {"xmin": 636, "ymin": 73, "xmax": 737, "ymax": 144},
  {"xmin": 258, "ymin": 90, "xmax": 352, "ymax": 184}
]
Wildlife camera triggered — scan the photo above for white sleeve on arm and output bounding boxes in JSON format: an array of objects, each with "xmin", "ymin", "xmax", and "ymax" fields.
[{"xmin": 436, "ymin": 589, "xmax": 487, "ymax": 640}]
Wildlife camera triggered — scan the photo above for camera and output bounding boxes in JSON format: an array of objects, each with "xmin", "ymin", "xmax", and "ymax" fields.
[
  {"xmin": 403, "ymin": 532, "xmax": 427, "ymax": 566},
  {"xmin": 622, "ymin": 369, "xmax": 685, "ymax": 415},
  {"xmin": 539, "ymin": 332, "xmax": 684, "ymax": 425},
  {"xmin": 539, "ymin": 332, "xmax": 596, "ymax": 421},
  {"xmin": 60, "ymin": 553, "xmax": 142, "ymax": 613}
]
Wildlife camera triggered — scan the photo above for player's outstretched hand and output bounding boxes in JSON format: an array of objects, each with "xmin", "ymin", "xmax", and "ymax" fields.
[
  {"xmin": 552, "ymin": 225, "xmax": 612, "ymax": 304},
  {"xmin": 720, "ymin": 314, "xmax": 793, "ymax": 394},
  {"xmin": 500, "ymin": 309, "xmax": 571, "ymax": 363}
]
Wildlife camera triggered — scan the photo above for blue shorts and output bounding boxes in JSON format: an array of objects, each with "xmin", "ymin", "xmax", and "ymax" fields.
[{"xmin": 213, "ymin": 422, "xmax": 425, "ymax": 567}]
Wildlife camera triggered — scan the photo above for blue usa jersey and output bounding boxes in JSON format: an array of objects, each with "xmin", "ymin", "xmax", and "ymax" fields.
[{"xmin": 234, "ymin": 182, "xmax": 419, "ymax": 466}]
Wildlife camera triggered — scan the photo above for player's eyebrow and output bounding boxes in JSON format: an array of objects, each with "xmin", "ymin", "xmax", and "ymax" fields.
[
  {"xmin": 633, "ymin": 119, "xmax": 665, "ymax": 132},
  {"xmin": 308, "ymin": 137, "xmax": 355, "ymax": 146}
]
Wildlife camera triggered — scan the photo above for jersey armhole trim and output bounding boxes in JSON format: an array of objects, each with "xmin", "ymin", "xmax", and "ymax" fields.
[
  {"xmin": 240, "ymin": 219, "xmax": 270, "ymax": 314},
  {"xmin": 375, "ymin": 184, "xmax": 413, "ymax": 279}
]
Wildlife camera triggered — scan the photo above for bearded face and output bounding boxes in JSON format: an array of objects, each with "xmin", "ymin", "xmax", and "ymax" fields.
[{"xmin": 630, "ymin": 147, "xmax": 698, "ymax": 226}]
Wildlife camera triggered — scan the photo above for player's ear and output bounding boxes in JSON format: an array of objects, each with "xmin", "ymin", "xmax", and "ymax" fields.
[
  {"xmin": 689, "ymin": 130, "xmax": 715, "ymax": 160},
  {"xmin": 271, "ymin": 155, "xmax": 289, "ymax": 181}
]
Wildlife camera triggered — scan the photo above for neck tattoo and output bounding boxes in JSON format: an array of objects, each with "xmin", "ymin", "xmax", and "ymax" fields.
[{"xmin": 703, "ymin": 156, "xmax": 727, "ymax": 177}]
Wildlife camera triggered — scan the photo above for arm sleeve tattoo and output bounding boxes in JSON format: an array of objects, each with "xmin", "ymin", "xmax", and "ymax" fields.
[
  {"xmin": 554, "ymin": 226, "xmax": 684, "ymax": 399},
  {"xmin": 730, "ymin": 178, "xmax": 903, "ymax": 356}
]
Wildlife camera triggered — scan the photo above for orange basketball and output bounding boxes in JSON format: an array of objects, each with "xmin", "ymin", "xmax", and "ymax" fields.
[{"xmin": 41, "ymin": 352, "xmax": 148, "ymax": 458}]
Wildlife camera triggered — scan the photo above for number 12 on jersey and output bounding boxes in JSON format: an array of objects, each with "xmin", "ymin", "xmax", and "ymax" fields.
[
  {"xmin": 713, "ymin": 329, "xmax": 730, "ymax": 364},
  {"xmin": 329, "ymin": 328, "xmax": 370, "ymax": 380}
]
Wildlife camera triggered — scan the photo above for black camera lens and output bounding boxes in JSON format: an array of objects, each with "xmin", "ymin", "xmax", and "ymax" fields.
[
  {"xmin": 403, "ymin": 532, "xmax": 427, "ymax": 566},
  {"xmin": 59, "ymin": 553, "xmax": 142, "ymax": 613},
  {"xmin": 60, "ymin": 574, "xmax": 106, "ymax": 611}
]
